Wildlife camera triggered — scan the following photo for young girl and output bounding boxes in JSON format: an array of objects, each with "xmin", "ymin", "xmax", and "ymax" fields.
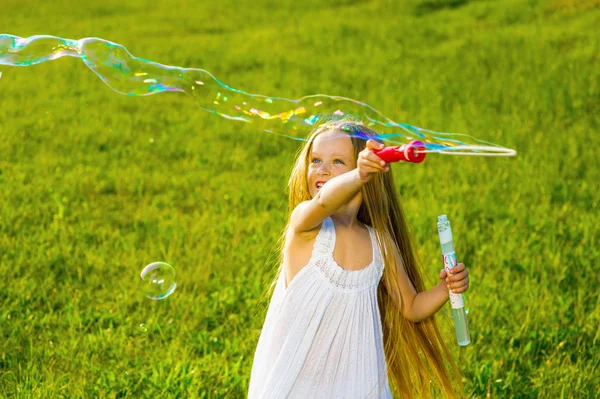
[{"xmin": 248, "ymin": 119, "xmax": 470, "ymax": 399}]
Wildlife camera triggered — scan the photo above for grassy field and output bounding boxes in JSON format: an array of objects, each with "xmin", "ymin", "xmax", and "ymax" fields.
[{"xmin": 0, "ymin": 0, "xmax": 598, "ymax": 397}]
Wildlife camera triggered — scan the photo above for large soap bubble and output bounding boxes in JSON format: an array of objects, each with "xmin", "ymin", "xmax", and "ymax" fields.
[{"xmin": 0, "ymin": 34, "xmax": 516, "ymax": 156}]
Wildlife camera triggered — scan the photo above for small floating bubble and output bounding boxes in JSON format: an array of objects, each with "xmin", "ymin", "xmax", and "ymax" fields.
[{"xmin": 140, "ymin": 262, "xmax": 177, "ymax": 300}]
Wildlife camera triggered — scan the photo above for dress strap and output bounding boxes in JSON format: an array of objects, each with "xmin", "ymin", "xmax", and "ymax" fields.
[
  {"xmin": 366, "ymin": 224, "xmax": 382, "ymax": 266},
  {"xmin": 309, "ymin": 217, "xmax": 334, "ymax": 263}
]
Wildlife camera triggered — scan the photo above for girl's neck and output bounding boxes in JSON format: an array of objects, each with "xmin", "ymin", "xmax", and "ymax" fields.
[
  {"xmin": 330, "ymin": 191, "xmax": 363, "ymax": 229},
  {"xmin": 330, "ymin": 212, "xmax": 361, "ymax": 230}
]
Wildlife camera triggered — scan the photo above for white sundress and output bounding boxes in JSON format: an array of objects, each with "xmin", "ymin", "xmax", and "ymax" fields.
[{"xmin": 248, "ymin": 216, "xmax": 393, "ymax": 399}]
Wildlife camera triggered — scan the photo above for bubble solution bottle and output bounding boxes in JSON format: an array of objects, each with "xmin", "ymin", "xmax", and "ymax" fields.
[{"xmin": 438, "ymin": 215, "xmax": 471, "ymax": 346}]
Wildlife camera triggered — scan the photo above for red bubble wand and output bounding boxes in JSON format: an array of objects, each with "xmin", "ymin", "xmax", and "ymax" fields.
[{"xmin": 373, "ymin": 140, "xmax": 426, "ymax": 163}]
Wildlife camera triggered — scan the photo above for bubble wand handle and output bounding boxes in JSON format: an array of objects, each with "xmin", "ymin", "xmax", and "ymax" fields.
[
  {"xmin": 438, "ymin": 215, "xmax": 471, "ymax": 346},
  {"xmin": 373, "ymin": 140, "xmax": 426, "ymax": 163}
]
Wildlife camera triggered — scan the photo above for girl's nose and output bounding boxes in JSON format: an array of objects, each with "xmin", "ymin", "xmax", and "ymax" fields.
[{"xmin": 317, "ymin": 164, "xmax": 331, "ymax": 175}]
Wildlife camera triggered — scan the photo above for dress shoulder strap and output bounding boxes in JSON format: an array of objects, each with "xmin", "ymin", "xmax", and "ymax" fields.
[
  {"xmin": 365, "ymin": 224, "xmax": 383, "ymax": 267},
  {"xmin": 309, "ymin": 217, "xmax": 334, "ymax": 263}
]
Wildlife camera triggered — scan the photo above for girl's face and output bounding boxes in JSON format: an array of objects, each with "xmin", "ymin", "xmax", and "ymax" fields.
[{"xmin": 307, "ymin": 130, "xmax": 357, "ymax": 198}]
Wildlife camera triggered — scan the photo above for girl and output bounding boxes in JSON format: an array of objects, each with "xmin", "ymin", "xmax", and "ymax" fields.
[{"xmin": 248, "ymin": 119, "xmax": 470, "ymax": 399}]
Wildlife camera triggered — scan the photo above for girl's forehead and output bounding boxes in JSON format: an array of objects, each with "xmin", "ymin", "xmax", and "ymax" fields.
[{"xmin": 312, "ymin": 131, "xmax": 353, "ymax": 153}]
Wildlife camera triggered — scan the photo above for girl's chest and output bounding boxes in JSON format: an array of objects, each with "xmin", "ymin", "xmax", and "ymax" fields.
[{"xmin": 331, "ymin": 228, "xmax": 373, "ymax": 271}]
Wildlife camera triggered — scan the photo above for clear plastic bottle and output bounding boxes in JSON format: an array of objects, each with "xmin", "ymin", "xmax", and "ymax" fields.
[{"xmin": 438, "ymin": 215, "xmax": 470, "ymax": 346}]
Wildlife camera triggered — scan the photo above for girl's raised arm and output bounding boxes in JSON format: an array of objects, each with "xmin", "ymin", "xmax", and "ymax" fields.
[
  {"xmin": 290, "ymin": 139, "xmax": 388, "ymax": 234},
  {"xmin": 289, "ymin": 169, "xmax": 366, "ymax": 234}
]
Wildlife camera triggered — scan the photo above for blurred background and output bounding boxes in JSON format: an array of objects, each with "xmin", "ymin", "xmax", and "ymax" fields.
[{"xmin": 0, "ymin": 0, "xmax": 598, "ymax": 397}]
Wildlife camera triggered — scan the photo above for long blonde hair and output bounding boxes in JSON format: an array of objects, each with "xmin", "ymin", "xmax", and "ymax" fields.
[{"xmin": 263, "ymin": 118, "xmax": 464, "ymax": 398}]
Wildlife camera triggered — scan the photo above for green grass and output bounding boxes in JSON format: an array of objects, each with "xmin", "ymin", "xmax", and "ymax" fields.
[{"xmin": 0, "ymin": 0, "xmax": 598, "ymax": 397}]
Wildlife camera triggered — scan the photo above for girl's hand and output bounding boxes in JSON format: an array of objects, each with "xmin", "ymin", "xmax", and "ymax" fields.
[
  {"xmin": 439, "ymin": 263, "xmax": 469, "ymax": 294},
  {"xmin": 357, "ymin": 139, "xmax": 390, "ymax": 181}
]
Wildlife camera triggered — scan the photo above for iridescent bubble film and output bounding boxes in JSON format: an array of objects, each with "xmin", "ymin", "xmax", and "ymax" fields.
[
  {"xmin": 0, "ymin": 34, "xmax": 516, "ymax": 156},
  {"xmin": 140, "ymin": 262, "xmax": 177, "ymax": 300}
]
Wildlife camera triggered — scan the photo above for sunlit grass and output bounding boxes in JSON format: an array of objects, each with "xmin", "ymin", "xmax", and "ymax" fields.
[{"xmin": 0, "ymin": 0, "xmax": 598, "ymax": 397}]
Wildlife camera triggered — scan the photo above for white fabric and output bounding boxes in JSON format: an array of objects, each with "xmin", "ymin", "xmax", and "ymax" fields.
[{"xmin": 248, "ymin": 217, "xmax": 393, "ymax": 399}]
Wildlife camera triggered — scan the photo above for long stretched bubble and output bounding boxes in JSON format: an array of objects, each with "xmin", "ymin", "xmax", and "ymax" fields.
[{"xmin": 0, "ymin": 34, "xmax": 516, "ymax": 156}]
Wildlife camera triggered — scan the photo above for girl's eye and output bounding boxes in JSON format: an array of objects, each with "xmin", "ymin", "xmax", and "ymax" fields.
[{"xmin": 310, "ymin": 158, "xmax": 343, "ymax": 164}]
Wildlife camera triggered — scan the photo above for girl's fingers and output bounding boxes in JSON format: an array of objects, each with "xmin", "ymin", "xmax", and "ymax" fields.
[
  {"xmin": 451, "ymin": 285, "xmax": 468, "ymax": 294},
  {"xmin": 366, "ymin": 139, "xmax": 385, "ymax": 151},
  {"xmin": 365, "ymin": 151, "xmax": 385, "ymax": 165},
  {"xmin": 447, "ymin": 269, "xmax": 468, "ymax": 282},
  {"xmin": 444, "ymin": 264, "xmax": 469, "ymax": 292},
  {"xmin": 361, "ymin": 142, "xmax": 386, "ymax": 162},
  {"xmin": 448, "ymin": 279, "xmax": 469, "ymax": 288},
  {"xmin": 452, "ymin": 263, "xmax": 465, "ymax": 273},
  {"xmin": 359, "ymin": 153, "xmax": 386, "ymax": 169},
  {"xmin": 359, "ymin": 158, "xmax": 387, "ymax": 173},
  {"xmin": 447, "ymin": 280, "xmax": 469, "ymax": 292}
]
